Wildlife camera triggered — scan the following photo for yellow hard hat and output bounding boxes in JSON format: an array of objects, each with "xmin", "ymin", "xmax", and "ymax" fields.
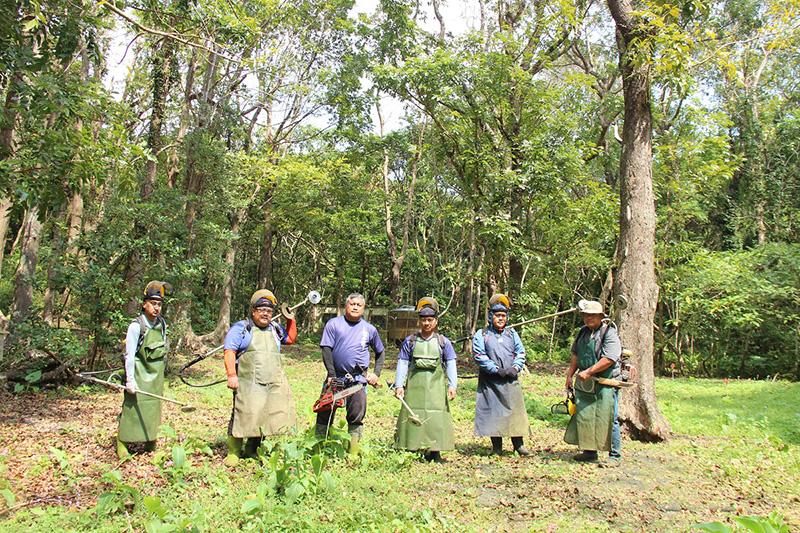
[
  {"xmin": 250, "ymin": 289, "xmax": 276, "ymax": 308},
  {"xmin": 489, "ymin": 293, "xmax": 511, "ymax": 309},
  {"xmin": 143, "ymin": 281, "xmax": 171, "ymax": 301},
  {"xmin": 416, "ymin": 297, "xmax": 439, "ymax": 314}
]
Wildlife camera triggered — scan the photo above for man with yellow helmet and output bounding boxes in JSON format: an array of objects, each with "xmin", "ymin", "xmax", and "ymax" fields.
[
  {"xmin": 222, "ymin": 289, "xmax": 297, "ymax": 467},
  {"xmin": 393, "ymin": 297, "xmax": 457, "ymax": 463},
  {"xmin": 117, "ymin": 281, "xmax": 170, "ymax": 458},
  {"xmin": 471, "ymin": 293, "xmax": 532, "ymax": 456}
]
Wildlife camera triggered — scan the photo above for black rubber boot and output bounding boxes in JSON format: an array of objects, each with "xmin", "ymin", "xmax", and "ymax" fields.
[
  {"xmin": 573, "ymin": 450, "xmax": 599, "ymax": 463},
  {"xmin": 244, "ymin": 437, "xmax": 262, "ymax": 458},
  {"xmin": 490, "ymin": 437, "xmax": 503, "ymax": 456},
  {"xmin": 511, "ymin": 437, "xmax": 532, "ymax": 456},
  {"xmin": 428, "ymin": 451, "xmax": 448, "ymax": 464}
]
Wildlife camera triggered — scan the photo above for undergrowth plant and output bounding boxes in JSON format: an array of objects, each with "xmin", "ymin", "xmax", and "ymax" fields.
[
  {"xmin": 86, "ymin": 470, "xmax": 140, "ymax": 519},
  {"xmin": 693, "ymin": 510, "xmax": 790, "ymax": 533},
  {"xmin": 142, "ymin": 496, "xmax": 207, "ymax": 533}
]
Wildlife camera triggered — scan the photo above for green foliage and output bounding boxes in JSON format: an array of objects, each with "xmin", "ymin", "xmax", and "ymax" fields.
[
  {"xmin": 245, "ymin": 427, "xmax": 344, "ymax": 508},
  {"xmin": 693, "ymin": 510, "xmax": 791, "ymax": 533},
  {"xmin": 667, "ymin": 243, "xmax": 800, "ymax": 378},
  {"xmin": 143, "ymin": 496, "xmax": 208, "ymax": 533},
  {"xmin": 86, "ymin": 470, "xmax": 141, "ymax": 518}
]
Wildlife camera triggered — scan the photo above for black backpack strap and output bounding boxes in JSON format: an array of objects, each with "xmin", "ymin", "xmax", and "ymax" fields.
[
  {"xmin": 236, "ymin": 319, "xmax": 254, "ymax": 356},
  {"xmin": 134, "ymin": 315, "xmax": 148, "ymax": 353},
  {"xmin": 408, "ymin": 333, "xmax": 419, "ymax": 353},
  {"xmin": 594, "ymin": 323, "xmax": 610, "ymax": 361},
  {"xmin": 135, "ymin": 315, "xmax": 168, "ymax": 353}
]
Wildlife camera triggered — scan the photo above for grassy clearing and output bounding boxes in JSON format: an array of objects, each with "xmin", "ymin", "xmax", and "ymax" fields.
[{"xmin": 1, "ymin": 345, "xmax": 798, "ymax": 532}]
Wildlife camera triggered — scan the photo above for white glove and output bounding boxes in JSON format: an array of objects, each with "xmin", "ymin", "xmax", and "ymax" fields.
[{"xmin": 125, "ymin": 380, "xmax": 138, "ymax": 395}]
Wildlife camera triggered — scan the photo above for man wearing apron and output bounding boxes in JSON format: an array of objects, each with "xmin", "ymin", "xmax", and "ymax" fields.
[
  {"xmin": 564, "ymin": 300, "xmax": 622, "ymax": 467},
  {"xmin": 118, "ymin": 281, "xmax": 170, "ymax": 458},
  {"xmin": 223, "ymin": 290, "xmax": 297, "ymax": 467},
  {"xmin": 472, "ymin": 294, "xmax": 532, "ymax": 456},
  {"xmin": 393, "ymin": 297, "xmax": 457, "ymax": 463}
]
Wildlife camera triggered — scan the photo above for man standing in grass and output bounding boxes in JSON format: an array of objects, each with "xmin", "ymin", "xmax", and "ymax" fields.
[
  {"xmin": 393, "ymin": 297, "xmax": 457, "ymax": 463},
  {"xmin": 564, "ymin": 300, "xmax": 622, "ymax": 467},
  {"xmin": 315, "ymin": 293, "xmax": 385, "ymax": 455},
  {"xmin": 223, "ymin": 289, "xmax": 297, "ymax": 467},
  {"xmin": 117, "ymin": 281, "xmax": 170, "ymax": 458},
  {"xmin": 472, "ymin": 293, "xmax": 532, "ymax": 457}
]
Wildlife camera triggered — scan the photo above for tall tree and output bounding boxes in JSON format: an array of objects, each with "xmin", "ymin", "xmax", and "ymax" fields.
[{"xmin": 607, "ymin": 0, "xmax": 670, "ymax": 440}]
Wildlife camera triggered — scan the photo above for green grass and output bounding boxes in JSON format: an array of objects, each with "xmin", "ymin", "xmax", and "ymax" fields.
[
  {"xmin": 657, "ymin": 377, "xmax": 800, "ymax": 445},
  {"xmin": 1, "ymin": 347, "xmax": 798, "ymax": 532}
]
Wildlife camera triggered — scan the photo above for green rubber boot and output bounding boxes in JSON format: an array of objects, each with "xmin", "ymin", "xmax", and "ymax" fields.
[
  {"xmin": 143, "ymin": 440, "xmax": 156, "ymax": 452},
  {"xmin": 348, "ymin": 425, "xmax": 362, "ymax": 456},
  {"xmin": 116, "ymin": 438, "xmax": 130, "ymax": 459},
  {"xmin": 348, "ymin": 434, "xmax": 361, "ymax": 456},
  {"xmin": 225, "ymin": 436, "xmax": 243, "ymax": 467}
]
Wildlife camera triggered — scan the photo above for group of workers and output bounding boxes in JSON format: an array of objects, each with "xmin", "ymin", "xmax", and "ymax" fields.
[{"xmin": 117, "ymin": 282, "xmax": 624, "ymax": 468}]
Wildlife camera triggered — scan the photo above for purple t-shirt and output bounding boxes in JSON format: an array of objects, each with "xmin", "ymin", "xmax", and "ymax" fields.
[{"xmin": 320, "ymin": 316, "xmax": 384, "ymax": 378}]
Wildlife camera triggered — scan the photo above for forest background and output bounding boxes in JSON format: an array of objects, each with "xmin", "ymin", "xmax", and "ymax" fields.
[{"xmin": 1, "ymin": 0, "xmax": 799, "ymax": 389}]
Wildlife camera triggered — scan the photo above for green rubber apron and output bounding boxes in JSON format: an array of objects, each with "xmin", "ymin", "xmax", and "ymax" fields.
[
  {"xmin": 231, "ymin": 326, "xmax": 296, "ymax": 438},
  {"xmin": 118, "ymin": 323, "xmax": 166, "ymax": 443},
  {"xmin": 394, "ymin": 336, "xmax": 455, "ymax": 451},
  {"xmin": 564, "ymin": 332, "xmax": 615, "ymax": 451}
]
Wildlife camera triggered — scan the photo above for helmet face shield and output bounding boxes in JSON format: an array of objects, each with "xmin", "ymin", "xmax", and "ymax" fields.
[
  {"xmin": 250, "ymin": 289, "xmax": 277, "ymax": 308},
  {"xmin": 489, "ymin": 293, "xmax": 511, "ymax": 310},
  {"xmin": 416, "ymin": 297, "xmax": 439, "ymax": 316},
  {"xmin": 143, "ymin": 281, "xmax": 171, "ymax": 301}
]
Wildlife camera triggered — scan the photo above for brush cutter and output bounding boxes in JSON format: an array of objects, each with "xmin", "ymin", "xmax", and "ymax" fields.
[
  {"xmin": 77, "ymin": 373, "xmax": 197, "ymax": 412},
  {"xmin": 386, "ymin": 381, "xmax": 423, "ymax": 426},
  {"xmin": 550, "ymin": 387, "xmax": 576, "ymax": 415},
  {"xmin": 588, "ymin": 375, "xmax": 637, "ymax": 389}
]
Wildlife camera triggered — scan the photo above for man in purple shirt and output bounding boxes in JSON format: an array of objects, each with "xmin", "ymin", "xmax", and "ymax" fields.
[{"xmin": 315, "ymin": 293, "xmax": 385, "ymax": 455}]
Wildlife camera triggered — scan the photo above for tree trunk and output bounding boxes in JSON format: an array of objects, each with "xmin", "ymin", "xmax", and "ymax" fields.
[
  {"xmin": 167, "ymin": 49, "xmax": 196, "ymax": 189},
  {"xmin": 0, "ymin": 195, "xmax": 13, "ymax": 279},
  {"xmin": 10, "ymin": 206, "xmax": 43, "ymax": 326},
  {"xmin": 258, "ymin": 217, "xmax": 274, "ymax": 290},
  {"xmin": 42, "ymin": 204, "xmax": 67, "ymax": 326},
  {"xmin": 607, "ymin": 0, "xmax": 671, "ymax": 441},
  {"xmin": 142, "ymin": 39, "xmax": 176, "ymax": 199},
  {"xmin": 197, "ymin": 211, "xmax": 242, "ymax": 345}
]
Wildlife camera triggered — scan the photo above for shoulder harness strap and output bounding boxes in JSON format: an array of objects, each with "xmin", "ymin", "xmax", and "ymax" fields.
[
  {"xmin": 409, "ymin": 333, "xmax": 445, "ymax": 356},
  {"xmin": 134, "ymin": 315, "xmax": 167, "ymax": 352}
]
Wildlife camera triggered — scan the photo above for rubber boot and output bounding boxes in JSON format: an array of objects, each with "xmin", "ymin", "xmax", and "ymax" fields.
[
  {"xmin": 427, "ymin": 451, "xmax": 447, "ymax": 464},
  {"xmin": 348, "ymin": 425, "xmax": 362, "ymax": 456},
  {"xmin": 573, "ymin": 450, "xmax": 599, "ymax": 463},
  {"xmin": 116, "ymin": 438, "xmax": 130, "ymax": 459},
  {"xmin": 315, "ymin": 423, "xmax": 330, "ymax": 438},
  {"xmin": 490, "ymin": 437, "xmax": 503, "ymax": 456},
  {"xmin": 511, "ymin": 437, "xmax": 532, "ymax": 456},
  {"xmin": 225, "ymin": 436, "xmax": 243, "ymax": 467},
  {"xmin": 143, "ymin": 440, "xmax": 156, "ymax": 452},
  {"xmin": 244, "ymin": 437, "xmax": 262, "ymax": 459}
]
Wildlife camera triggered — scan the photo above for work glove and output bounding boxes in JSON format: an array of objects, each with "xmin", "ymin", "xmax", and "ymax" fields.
[
  {"xmin": 125, "ymin": 380, "xmax": 138, "ymax": 395},
  {"xmin": 497, "ymin": 367, "xmax": 518, "ymax": 379}
]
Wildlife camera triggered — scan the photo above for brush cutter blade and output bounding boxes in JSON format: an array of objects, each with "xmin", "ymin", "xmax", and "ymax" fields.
[{"xmin": 180, "ymin": 405, "xmax": 197, "ymax": 413}]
